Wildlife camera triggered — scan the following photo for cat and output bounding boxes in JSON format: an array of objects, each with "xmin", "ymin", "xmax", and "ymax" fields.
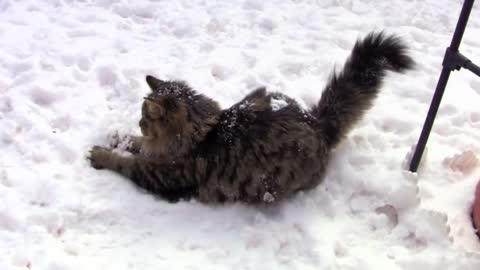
[{"xmin": 89, "ymin": 32, "xmax": 414, "ymax": 203}]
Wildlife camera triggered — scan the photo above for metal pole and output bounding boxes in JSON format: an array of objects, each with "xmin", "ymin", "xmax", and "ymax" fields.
[
  {"xmin": 409, "ymin": 0, "xmax": 476, "ymax": 172},
  {"xmin": 465, "ymin": 61, "xmax": 480, "ymax": 76}
]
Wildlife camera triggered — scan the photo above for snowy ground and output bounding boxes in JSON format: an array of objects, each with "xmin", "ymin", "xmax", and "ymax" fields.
[{"xmin": 1, "ymin": 0, "xmax": 480, "ymax": 269}]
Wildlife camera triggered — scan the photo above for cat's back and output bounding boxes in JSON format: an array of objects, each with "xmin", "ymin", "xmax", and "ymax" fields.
[
  {"xmin": 196, "ymin": 88, "xmax": 329, "ymax": 203},
  {"xmin": 211, "ymin": 87, "xmax": 317, "ymax": 146}
]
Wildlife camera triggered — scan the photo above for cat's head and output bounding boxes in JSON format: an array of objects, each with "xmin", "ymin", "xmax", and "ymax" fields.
[{"xmin": 139, "ymin": 75, "xmax": 221, "ymax": 143}]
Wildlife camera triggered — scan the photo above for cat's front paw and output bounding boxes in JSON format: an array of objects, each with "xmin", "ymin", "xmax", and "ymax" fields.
[{"xmin": 88, "ymin": 146, "xmax": 112, "ymax": 170}]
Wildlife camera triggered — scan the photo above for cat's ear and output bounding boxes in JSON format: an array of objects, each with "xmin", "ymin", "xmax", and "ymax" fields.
[{"xmin": 146, "ymin": 75, "xmax": 164, "ymax": 91}]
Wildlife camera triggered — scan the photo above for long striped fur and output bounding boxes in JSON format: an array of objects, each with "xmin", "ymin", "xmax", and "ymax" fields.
[{"xmin": 89, "ymin": 32, "xmax": 413, "ymax": 203}]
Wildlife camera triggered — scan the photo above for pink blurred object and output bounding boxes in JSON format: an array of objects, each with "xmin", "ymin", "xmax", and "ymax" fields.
[
  {"xmin": 474, "ymin": 180, "xmax": 480, "ymax": 237},
  {"xmin": 443, "ymin": 150, "xmax": 478, "ymax": 174}
]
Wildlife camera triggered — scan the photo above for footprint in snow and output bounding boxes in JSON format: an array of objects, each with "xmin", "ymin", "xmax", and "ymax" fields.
[
  {"xmin": 402, "ymin": 210, "xmax": 452, "ymax": 250},
  {"xmin": 8, "ymin": 61, "xmax": 32, "ymax": 77},
  {"xmin": 470, "ymin": 112, "xmax": 480, "ymax": 124},
  {"xmin": 96, "ymin": 65, "xmax": 118, "ymax": 87},
  {"xmin": 437, "ymin": 103, "xmax": 458, "ymax": 117},
  {"xmin": 243, "ymin": 0, "xmax": 264, "ymax": 11},
  {"xmin": 421, "ymin": 210, "xmax": 453, "ymax": 243},
  {"xmin": 67, "ymin": 29, "xmax": 98, "ymax": 38},
  {"xmin": 258, "ymin": 17, "xmax": 277, "ymax": 34},
  {"xmin": 77, "ymin": 56, "xmax": 91, "ymax": 71},
  {"xmin": 348, "ymin": 154, "xmax": 375, "ymax": 169},
  {"xmin": 373, "ymin": 117, "xmax": 414, "ymax": 135},
  {"xmin": 28, "ymin": 87, "xmax": 65, "ymax": 106}
]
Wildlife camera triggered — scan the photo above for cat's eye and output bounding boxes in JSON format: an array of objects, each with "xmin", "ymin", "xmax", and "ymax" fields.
[{"xmin": 146, "ymin": 113, "xmax": 166, "ymax": 122}]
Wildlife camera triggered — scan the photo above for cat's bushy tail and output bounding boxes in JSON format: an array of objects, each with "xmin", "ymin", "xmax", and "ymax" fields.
[{"xmin": 311, "ymin": 32, "xmax": 414, "ymax": 148}]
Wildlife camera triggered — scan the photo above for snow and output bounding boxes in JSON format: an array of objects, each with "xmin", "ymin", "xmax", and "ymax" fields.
[
  {"xmin": 1, "ymin": 0, "xmax": 480, "ymax": 269},
  {"xmin": 271, "ymin": 96, "xmax": 288, "ymax": 111},
  {"xmin": 263, "ymin": 192, "xmax": 275, "ymax": 203}
]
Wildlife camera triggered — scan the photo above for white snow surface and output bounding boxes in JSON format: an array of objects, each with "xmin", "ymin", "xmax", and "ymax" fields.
[
  {"xmin": 1, "ymin": 0, "xmax": 480, "ymax": 269},
  {"xmin": 270, "ymin": 96, "xmax": 288, "ymax": 111}
]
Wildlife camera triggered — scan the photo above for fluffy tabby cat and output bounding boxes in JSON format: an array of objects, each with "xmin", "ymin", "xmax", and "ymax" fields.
[{"xmin": 89, "ymin": 32, "xmax": 414, "ymax": 203}]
